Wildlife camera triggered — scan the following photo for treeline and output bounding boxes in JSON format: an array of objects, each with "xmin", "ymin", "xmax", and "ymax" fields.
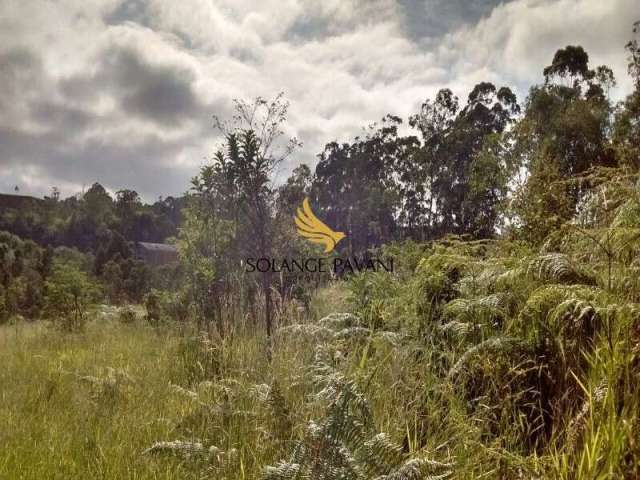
[
  {"xmin": 0, "ymin": 183, "xmax": 183, "ymax": 250},
  {"xmin": 177, "ymin": 30, "xmax": 640, "ymax": 331},
  {"xmin": 309, "ymin": 45, "xmax": 631, "ymax": 250},
  {"xmin": 0, "ymin": 184, "xmax": 186, "ymax": 321}
]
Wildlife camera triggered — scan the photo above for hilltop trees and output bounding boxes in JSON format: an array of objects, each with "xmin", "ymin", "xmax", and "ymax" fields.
[{"xmin": 0, "ymin": 182, "xmax": 182, "ymax": 250}]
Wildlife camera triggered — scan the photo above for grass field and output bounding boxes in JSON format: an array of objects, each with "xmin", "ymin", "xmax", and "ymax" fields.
[
  {"xmin": 1, "ymin": 271, "xmax": 638, "ymax": 479},
  {"xmin": 0, "ymin": 289, "xmax": 354, "ymax": 479}
]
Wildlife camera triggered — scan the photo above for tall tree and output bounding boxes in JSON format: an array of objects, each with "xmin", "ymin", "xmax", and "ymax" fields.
[
  {"xmin": 404, "ymin": 83, "xmax": 519, "ymax": 238},
  {"xmin": 312, "ymin": 116, "xmax": 416, "ymax": 254},
  {"xmin": 614, "ymin": 21, "xmax": 640, "ymax": 170},
  {"xmin": 513, "ymin": 45, "xmax": 616, "ymax": 243}
]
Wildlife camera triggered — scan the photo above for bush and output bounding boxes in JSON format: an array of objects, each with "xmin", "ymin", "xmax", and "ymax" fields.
[
  {"xmin": 144, "ymin": 289, "xmax": 189, "ymax": 325},
  {"xmin": 45, "ymin": 262, "xmax": 101, "ymax": 331},
  {"xmin": 118, "ymin": 306, "xmax": 138, "ymax": 324}
]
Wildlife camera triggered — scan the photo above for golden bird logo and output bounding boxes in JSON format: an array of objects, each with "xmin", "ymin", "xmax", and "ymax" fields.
[{"xmin": 295, "ymin": 198, "xmax": 346, "ymax": 253}]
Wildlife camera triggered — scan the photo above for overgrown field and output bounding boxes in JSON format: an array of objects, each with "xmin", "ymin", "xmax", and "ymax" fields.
[{"xmin": 2, "ymin": 220, "xmax": 640, "ymax": 479}]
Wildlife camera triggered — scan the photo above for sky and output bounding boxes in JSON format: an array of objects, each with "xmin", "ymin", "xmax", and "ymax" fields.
[{"xmin": 0, "ymin": 0, "xmax": 637, "ymax": 202}]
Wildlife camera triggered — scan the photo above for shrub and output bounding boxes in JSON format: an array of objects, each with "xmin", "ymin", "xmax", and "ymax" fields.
[
  {"xmin": 45, "ymin": 261, "xmax": 101, "ymax": 331},
  {"xmin": 144, "ymin": 289, "xmax": 189, "ymax": 325},
  {"xmin": 118, "ymin": 306, "xmax": 138, "ymax": 324}
]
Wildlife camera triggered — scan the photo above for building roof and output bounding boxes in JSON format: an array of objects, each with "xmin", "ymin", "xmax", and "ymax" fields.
[
  {"xmin": 135, "ymin": 242, "xmax": 177, "ymax": 252},
  {"xmin": 0, "ymin": 193, "xmax": 43, "ymax": 208}
]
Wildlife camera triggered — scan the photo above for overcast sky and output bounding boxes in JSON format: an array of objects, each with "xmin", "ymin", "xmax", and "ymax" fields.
[{"xmin": 0, "ymin": 0, "xmax": 637, "ymax": 201}]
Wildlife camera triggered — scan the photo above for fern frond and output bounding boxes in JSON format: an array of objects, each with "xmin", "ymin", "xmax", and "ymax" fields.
[
  {"xmin": 443, "ymin": 293, "xmax": 511, "ymax": 327},
  {"xmin": 262, "ymin": 462, "xmax": 303, "ymax": 480},
  {"xmin": 357, "ymin": 433, "xmax": 404, "ymax": 476},
  {"xmin": 318, "ymin": 312, "xmax": 361, "ymax": 330},
  {"xmin": 448, "ymin": 336, "xmax": 527, "ymax": 380},
  {"xmin": 276, "ymin": 323, "xmax": 334, "ymax": 341},
  {"xmin": 142, "ymin": 440, "xmax": 205, "ymax": 458},
  {"xmin": 373, "ymin": 458, "xmax": 453, "ymax": 480},
  {"xmin": 527, "ymin": 253, "xmax": 595, "ymax": 285}
]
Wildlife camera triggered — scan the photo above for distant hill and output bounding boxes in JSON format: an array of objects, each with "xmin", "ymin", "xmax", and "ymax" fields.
[{"xmin": 0, "ymin": 193, "xmax": 43, "ymax": 210}]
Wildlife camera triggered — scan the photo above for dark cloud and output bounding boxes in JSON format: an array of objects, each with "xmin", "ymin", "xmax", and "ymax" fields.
[
  {"xmin": 0, "ymin": 122, "xmax": 197, "ymax": 200},
  {"xmin": 58, "ymin": 73, "xmax": 100, "ymax": 104},
  {"xmin": 98, "ymin": 46, "xmax": 202, "ymax": 126},
  {"xmin": 398, "ymin": 0, "xmax": 515, "ymax": 41},
  {"xmin": 0, "ymin": 40, "xmax": 213, "ymax": 199},
  {"xmin": 0, "ymin": 47, "xmax": 43, "ymax": 107},
  {"xmin": 103, "ymin": 0, "xmax": 153, "ymax": 28},
  {"xmin": 30, "ymin": 101, "xmax": 94, "ymax": 133}
]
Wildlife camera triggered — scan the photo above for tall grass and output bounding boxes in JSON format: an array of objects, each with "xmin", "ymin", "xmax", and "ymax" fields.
[{"xmin": 2, "ymin": 211, "xmax": 640, "ymax": 479}]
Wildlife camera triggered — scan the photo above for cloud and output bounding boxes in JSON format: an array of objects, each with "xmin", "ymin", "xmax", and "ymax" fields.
[
  {"xmin": 0, "ymin": 0, "xmax": 636, "ymax": 201},
  {"xmin": 97, "ymin": 45, "xmax": 202, "ymax": 126},
  {"xmin": 398, "ymin": 0, "xmax": 518, "ymax": 41},
  {"xmin": 438, "ymin": 0, "xmax": 638, "ymax": 96}
]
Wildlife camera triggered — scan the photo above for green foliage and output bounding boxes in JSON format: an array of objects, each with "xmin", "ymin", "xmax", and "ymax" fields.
[
  {"xmin": 45, "ymin": 261, "xmax": 101, "ymax": 331},
  {"xmin": 0, "ymin": 183, "xmax": 182, "ymax": 251},
  {"xmin": 264, "ymin": 320, "xmax": 452, "ymax": 480},
  {"xmin": 0, "ymin": 230, "xmax": 51, "ymax": 321},
  {"xmin": 4, "ymin": 26, "xmax": 640, "ymax": 480},
  {"xmin": 527, "ymin": 253, "xmax": 596, "ymax": 285},
  {"xmin": 144, "ymin": 288, "xmax": 190, "ymax": 325}
]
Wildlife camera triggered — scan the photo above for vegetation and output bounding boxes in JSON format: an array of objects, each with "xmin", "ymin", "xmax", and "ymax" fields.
[{"xmin": 1, "ymin": 23, "xmax": 640, "ymax": 479}]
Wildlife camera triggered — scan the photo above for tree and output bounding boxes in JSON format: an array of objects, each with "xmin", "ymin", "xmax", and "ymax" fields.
[
  {"xmin": 215, "ymin": 94, "xmax": 300, "ymax": 336},
  {"xmin": 313, "ymin": 115, "xmax": 416, "ymax": 254},
  {"xmin": 613, "ymin": 21, "xmax": 640, "ymax": 170},
  {"xmin": 403, "ymin": 83, "xmax": 519, "ymax": 238},
  {"xmin": 543, "ymin": 45, "xmax": 592, "ymax": 87},
  {"xmin": 276, "ymin": 164, "xmax": 312, "ymax": 218},
  {"xmin": 513, "ymin": 46, "xmax": 616, "ymax": 242},
  {"xmin": 179, "ymin": 93, "xmax": 300, "ymax": 336},
  {"xmin": 83, "ymin": 182, "xmax": 113, "ymax": 221}
]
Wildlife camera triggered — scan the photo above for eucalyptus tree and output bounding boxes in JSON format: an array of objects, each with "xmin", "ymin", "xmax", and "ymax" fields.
[
  {"xmin": 312, "ymin": 115, "xmax": 417, "ymax": 254},
  {"xmin": 513, "ymin": 45, "xmax": 617, "ymax": 243},
  {"xmin": 614, "ymin": 21, "xmax": 640, "ymax": 170},
  {"xmin": 404, "ymin": 83, "xmax": 520, "ymax": 239}
]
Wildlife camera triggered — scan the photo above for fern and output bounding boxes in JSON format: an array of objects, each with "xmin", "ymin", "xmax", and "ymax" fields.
[
  {"xmin": 516, "ymin": 284, "xmax": 607, "ymax": 346},
  {"xmin": 263, "ymin": 462, "xmax": 302, "ymax": 480},
  {"xmin": 447, "ymin": 336, "xmax": 528, "ymax": 380},
  {"xmin": 276, "ymin": 323, "xmax": 335, "ymax": 342},
  {"xmin": 373, "ymin": 458, "xmax": 453, "ymax": 480},
  {"xmin": 263, "ymin": 382, "xmax": 293, "ymax": 443},
  {"xmin": 264, "ymin": 349, "xmax": 452, "ymax": 480},
  {"xmin": 527, "ymin": 253, "xmax": 595, "ymax": 285},
  {"xmin": 318, "ymin": 312, "xmax": 361, "ymax": 330},
  {"xmin": 443, "ymin": 293, "xmax": 511, "ymax": 328},
  {"xmin": 142, "ymin": 440, "xmax": 206, "ymax": 458}
]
